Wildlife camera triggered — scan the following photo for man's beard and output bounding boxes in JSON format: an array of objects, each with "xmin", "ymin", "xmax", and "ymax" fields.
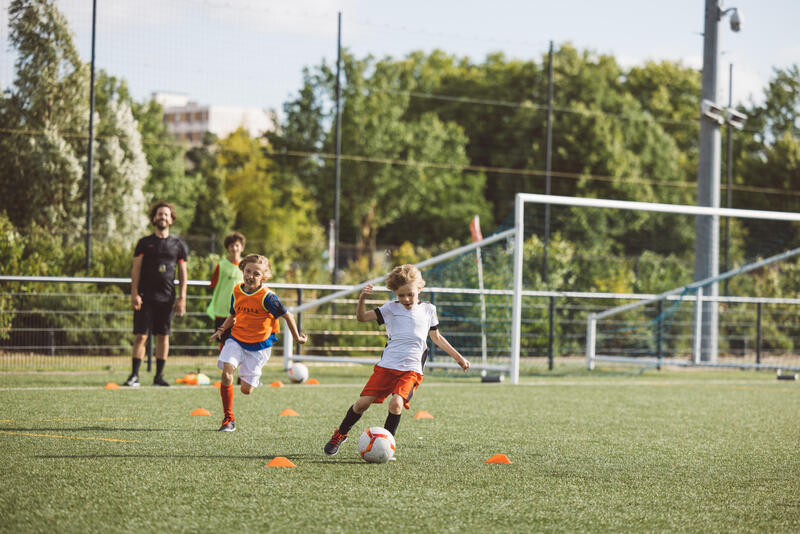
[{"xmin": 155, "ymin": 220, "xmax": 169, "ymax": 230}]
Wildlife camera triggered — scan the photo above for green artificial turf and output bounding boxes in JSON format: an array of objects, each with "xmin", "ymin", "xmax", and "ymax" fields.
[{"xmin": 0, "ymin": 364, "xmax": 798, "ymax": 533}]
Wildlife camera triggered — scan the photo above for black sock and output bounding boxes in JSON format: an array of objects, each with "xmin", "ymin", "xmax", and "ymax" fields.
[
  {"xmin": 131, "ymin": 358, "xmax": 142, "ymax": 376},
  {"xmin": 384, "ymin": 413, "xmax": 401, "ymax": 436},
  {"xmin": 338, "ymin": 406, "xmax": 362, "ymax": 435},
  {"xmin": 155, "ymin": 358, "xmax": 166, "ymax": 376}
]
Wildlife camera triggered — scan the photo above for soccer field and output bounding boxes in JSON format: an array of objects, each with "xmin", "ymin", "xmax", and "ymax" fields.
[{"xmin": 1, "ymin": 364, "xmax": 798, "ymax": 533}]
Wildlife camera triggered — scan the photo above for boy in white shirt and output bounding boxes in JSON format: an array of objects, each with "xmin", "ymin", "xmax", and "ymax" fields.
[{"xmin": 324, "ymin": 264, "xmax": 470, "ymax": 456}]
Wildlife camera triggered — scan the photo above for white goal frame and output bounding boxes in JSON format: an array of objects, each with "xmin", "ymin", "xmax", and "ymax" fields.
[{"xmin": 510, "ymin": 193, "xmax": 800, "ymax": 380}]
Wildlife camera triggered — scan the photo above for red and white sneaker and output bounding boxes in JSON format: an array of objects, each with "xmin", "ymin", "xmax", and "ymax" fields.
[{"xmin": 323, "ymin": 429, "xmax": 347, "ymax": 456}]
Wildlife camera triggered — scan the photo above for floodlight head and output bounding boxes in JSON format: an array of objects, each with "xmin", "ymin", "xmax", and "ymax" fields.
[{"xmin": 729, "ymin": 8, "xmax": 742, "ymax": 32}]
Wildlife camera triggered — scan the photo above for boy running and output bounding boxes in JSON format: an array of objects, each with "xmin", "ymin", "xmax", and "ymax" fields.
[
  {"xmin": 324, "ymin": 264, "xmax": 470, "ymax": 456},
  {"xmin": 210, "ymin": 254, "xmax": 307, "ymax": 432}
]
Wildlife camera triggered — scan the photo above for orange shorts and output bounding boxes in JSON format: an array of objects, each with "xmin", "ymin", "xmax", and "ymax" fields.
[{"xmin": 360, "ymin": 365, "xmax": 423, "ymax": 410}]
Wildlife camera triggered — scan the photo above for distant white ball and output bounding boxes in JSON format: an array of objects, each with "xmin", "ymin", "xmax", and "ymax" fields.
[
  {"xmin": 287, "ymin": 362, "xmax": 309, "ymax": 383},
  {"xmin": 358, "ymin": 426, "xmax": 396, "ymax": 463}
]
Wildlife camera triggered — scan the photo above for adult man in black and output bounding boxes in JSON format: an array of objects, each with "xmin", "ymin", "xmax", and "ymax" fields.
[{"xmin": 124, "ymin": 201, "xmax": 188, "ymax": 387}]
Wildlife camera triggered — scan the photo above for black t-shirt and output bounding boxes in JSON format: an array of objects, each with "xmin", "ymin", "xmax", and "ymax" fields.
[{"xmin": 133, "ymin": 234, "xmax": 188, "ymax": 302}]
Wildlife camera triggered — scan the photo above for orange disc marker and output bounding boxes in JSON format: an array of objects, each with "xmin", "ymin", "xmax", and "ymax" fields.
[
  {"xmin": 306, "ymin": 378, "xmax": 320, "ymax": 385},
  {"xmin": 212, "ymin": 381, "xmax": 222, "ymax": 388},
  {"xmin": 191, "ymin": 408, "xmax": 212, "ymax": 416},
  {"xmin": 270, "ymin": 381, "xmax": 284, "ymax": 388},
  {"xmin": 485, "ymin": 454, "xmax": 512, "ymax": 464},
  {"xmin": 266, "ymin": 456, "xmax": 296, "ymax": 467},
  {"xmin": 413, "ymin": 410, "xmax": 434, "ymax": 419},
  {"xmin": 280, "ymin": 408, "xmax": 300, "ymax": 417},
  {"xmin": 104, "ymin": 382, "xmax": 120, "ymax": 390}
]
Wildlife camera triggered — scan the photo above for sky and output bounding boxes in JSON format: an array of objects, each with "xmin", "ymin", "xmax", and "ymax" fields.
[{"xmin": 1, "ymin": 0, "xmax": 798, "ymax": 115}]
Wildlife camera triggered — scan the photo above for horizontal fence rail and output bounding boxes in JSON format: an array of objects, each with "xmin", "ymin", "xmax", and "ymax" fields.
[{"xmin": 1, "ymin": 276, "xmax": 799, "ymax": 372}]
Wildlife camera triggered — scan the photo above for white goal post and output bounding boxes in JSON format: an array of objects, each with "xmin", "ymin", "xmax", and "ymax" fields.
[{"xmin": 510, "ymin": 193, "xmax": 800, "ymax": 379}]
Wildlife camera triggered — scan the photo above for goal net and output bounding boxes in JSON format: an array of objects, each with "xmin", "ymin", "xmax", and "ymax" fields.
[{"xmin": 506, "ymin": 194, "xmax": 800, "ymax": 374}]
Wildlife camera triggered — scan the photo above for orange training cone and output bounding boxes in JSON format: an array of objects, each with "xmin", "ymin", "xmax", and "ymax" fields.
[
  {"xmin": 213, "ymin": 381, "xmax": 222, "ymax": 388},
  {"xmin": 104, "ymin": 382, "xmax": 120, "ymax": 389},
  {"xmin": 280, "ymin": 408, "xmax": 300, "ymax": 417},
  {"xmin": 306, "ymin": 378, "xmax": 320, "ymax": 385},
  {"xmin": 266, "ymin": 456, "xmax": 296, "ymax": 467},
  {"xmin": 191, "ymin": 408, "xmax": 212, "ymax": 416},
  {"xmin": 270, "ymin": 381, "xmax": 284, "ymax": 388},
  {"xmin": 485, "ymin": 454, "xmax": 512, "ymax": 464},
  {"xmin": 413, "ymin": 410, "xmax": 434, "ymax": 419}
]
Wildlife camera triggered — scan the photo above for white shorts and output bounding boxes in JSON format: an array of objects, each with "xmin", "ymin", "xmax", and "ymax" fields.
[{"xmin": 217, "ymin": 338, "xmax": 272, "ymax": 387}]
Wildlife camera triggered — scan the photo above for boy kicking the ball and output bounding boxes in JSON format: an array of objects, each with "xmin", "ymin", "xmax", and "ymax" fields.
[
  {"xmin": 324, "ymin": 264, "xmax": 470, "ymax": 456},
  {"xmin": 210, "ymin": 254, "xmax": 307, "ymax": 432}
]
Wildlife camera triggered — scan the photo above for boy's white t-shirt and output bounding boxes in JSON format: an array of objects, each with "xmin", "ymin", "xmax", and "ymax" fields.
[{"xmin": 374, "ymin": 301, "xmax": 438, "ymax": 374}]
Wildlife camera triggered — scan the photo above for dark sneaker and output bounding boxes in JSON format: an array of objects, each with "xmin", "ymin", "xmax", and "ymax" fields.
[
  {"xmin": 218, "ymin": 419, "xmax": 236, "ymax": 432},
  {"xmin": 153, "ymin": 374, "xmax": 170, "ymax": 387},
  {"xmin": 123, "ymin": 374, "xmax": 140, "ymax": 387},
  {"xmin": 324, "ymin": 429, "xmax": 348, "ymax": 456}
]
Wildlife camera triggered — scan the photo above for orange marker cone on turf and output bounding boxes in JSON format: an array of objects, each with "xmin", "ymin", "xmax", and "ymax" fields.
[
  {"xmin": 280, "ymin": 408, "xmax": 300, "ymax": 417},
  {"xmin": 191, "ymin": 408, "xmax": 212, "ymax": 416},
  {"xmin": 306, "ymin": 378, "xmax": 320, "ymax": 385},
  {"xmin": 413, "ymin": 410, "xmax": 434, "ymax": 419},
  {"xmin": 485, "ymin": 454, "xmax": 512, "ymax": 464},
  {"xmin": 266, "ymin": 457, "xmax": 296, "ymax": 467},
  {"xmin": 213, "ymin": 381, "xmax": 222, "ymax": 388},
  {"xmin": 270, "ymin": 381, "xmax": 284, "ymax": 387},
  {"xmin": 104, "ymin": 382, "xmax": 119, "ymax": 389}
]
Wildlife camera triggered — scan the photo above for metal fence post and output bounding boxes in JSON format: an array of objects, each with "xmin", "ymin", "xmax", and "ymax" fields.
[
  {"xmin": 548, "ymin": 296, "xmax": 555, "ymax": 370},
  {"xmin": 756, "ymin": 302, "xmax": 762, "ymax": 365},
  {"xmin": 296, "ymin": 288, "xmax": 303, "ymax": 355}
]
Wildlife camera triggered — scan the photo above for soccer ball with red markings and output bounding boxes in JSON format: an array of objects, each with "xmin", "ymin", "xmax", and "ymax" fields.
[
  {"xmin": 358, "ymin": 427, "xmax": 396, "ymax": 463},
  {"xmin": 287, "ymin": 362, "xmax": 309, "ymax": 383}
]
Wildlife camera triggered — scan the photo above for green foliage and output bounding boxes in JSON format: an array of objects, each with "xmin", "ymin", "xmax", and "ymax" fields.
[
  {"xmin": 216, "ymin": 128, "xmax": 327, "ymax": 282},
  {"xmin": 0, "ymin": 0, "xmax": 89, "ymax": 236},
  {"xmin": 271, "ymin": 50, "xmax": 491, "ymax": 259},
  {"xmin": 133, "ymin": 97, "xmax": 199, "ymax": 236}
]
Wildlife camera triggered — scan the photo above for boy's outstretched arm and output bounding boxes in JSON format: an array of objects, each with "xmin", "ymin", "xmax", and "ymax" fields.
[
  {"xmin": 429, "ymin": 330, "xmax": 470, "ymax": 371},
  {"xmin": 282, "ymin": 311, "xmax": 308, "ymax": 344},
  {"xmin": 210, "ymin": 315, "xmax": 235, "ymax": 341},
  {"xmin": 356, "ymin": 284, "xmax": 378, "ymax": 322}
]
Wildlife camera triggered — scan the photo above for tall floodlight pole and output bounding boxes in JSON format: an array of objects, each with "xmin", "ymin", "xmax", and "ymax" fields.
[
  {"xmin": 542, "ymin": 40, "xmax": 553, "ymax": 284},
  {"xmin": 695, "ymin": 0, "xmax": 741, "ymax": 362},
  {"xmin": 84, "ymin": 0, "xmax": 97, "ymax": 271},
  {"xmin": 724, "ymin": 63, "xmax": 733, "ymax": 296},
  {"xmin": 332, "ymin": 12, "xmax": 343, "ymax": 285}
]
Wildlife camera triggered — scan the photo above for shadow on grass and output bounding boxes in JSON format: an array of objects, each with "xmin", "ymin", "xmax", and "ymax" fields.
[
  {"xmin": 2, "ymin": 427, "xmax": 184, "ymax": 432},
  {"xmin": 33, "ymin": 453, "xmax": 365, "ymax": 464}
]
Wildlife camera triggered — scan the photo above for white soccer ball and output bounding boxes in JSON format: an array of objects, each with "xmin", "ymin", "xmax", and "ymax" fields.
[
  {"xmin": 287, "ymin": 362, "xmax": 309, "ymax": 383},
  {"xmin": 358, "ymin": 426, "xmax": 396, "ymax": 463}
]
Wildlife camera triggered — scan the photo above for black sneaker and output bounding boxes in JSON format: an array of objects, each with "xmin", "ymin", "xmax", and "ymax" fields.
[
  {"xmin": 218, "ymin": 418, "xmax": 236, "ymax": 432},
  {"xmin": 153, "ymin": 374, "xmax": 170, "ymax": 387},
  {"xmin": 123, "ymin": 374, "xmax": 140, "ymax": 387},
  {"xmin": 324, "ymin": 429, "xmax": 348, "ymax": 456}
]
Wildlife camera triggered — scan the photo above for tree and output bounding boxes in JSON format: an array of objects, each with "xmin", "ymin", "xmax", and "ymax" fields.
[
  {"xmin": 90, "ymin": 72, "xmax": 150, "ymax": 239},
  {"xmin": 133, "ymin": 96, "xmax": 199, "ymax": 236},
  {"xmin": 272, "ymin": 51, "xmax": 491, "ymax": 260},
  {"xmin": 217, "ymin": 128, "xmax": 325, "ymax": 280},
  {"xmin": 736, "ymin": 65, "xmax": 800, "ymax": 258},
  {"xmin": 0, "ymin": 0, "xmax": 89, "ymax": 235},
  {"xmin": 0, "ymin": 1, "xmax": 163, "ymax": 249},
  {"xmin": 186, "ymin": 132, "xmax": 235, "ymax": 253}
]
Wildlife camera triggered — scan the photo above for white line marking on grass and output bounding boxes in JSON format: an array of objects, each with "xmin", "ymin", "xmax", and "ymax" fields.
[{"xmin": 0, "ymin": 430, "xmax": 136, "ymax": 443}]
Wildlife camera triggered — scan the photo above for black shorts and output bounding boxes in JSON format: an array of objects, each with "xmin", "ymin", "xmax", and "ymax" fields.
[{"xmin": 133, "ymin": 300, "xmax": 175, "ymax": 336}]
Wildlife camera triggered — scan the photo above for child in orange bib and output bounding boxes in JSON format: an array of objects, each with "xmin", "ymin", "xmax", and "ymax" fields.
[{"xmin": 210, "ymin": 254, "xmax": 307, "ymax": 432}]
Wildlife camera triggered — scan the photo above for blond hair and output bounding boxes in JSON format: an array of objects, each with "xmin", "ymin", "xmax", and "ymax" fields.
[
  {"xmin": 385, "ymin": 264, "xmax": 425, "ymax": 291},
  {"xmin": 239, "ymin": 254, "xmax": 273, "ymax": 279}
]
